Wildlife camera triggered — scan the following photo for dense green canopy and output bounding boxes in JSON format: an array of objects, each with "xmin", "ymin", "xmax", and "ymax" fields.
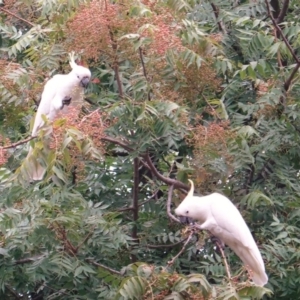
[{"xmin": 0, "ymin": 0, "xmax": 300, "ymax": 299}]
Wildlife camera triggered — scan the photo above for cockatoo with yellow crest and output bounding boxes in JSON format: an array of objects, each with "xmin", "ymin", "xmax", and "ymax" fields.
[
  {"xmin": 26, "ymin": 52, "xmax": 91, "ymax": 181},
  {"xmin": 175, "ymin": 180, "xmax": 268, "ymax": 286}
]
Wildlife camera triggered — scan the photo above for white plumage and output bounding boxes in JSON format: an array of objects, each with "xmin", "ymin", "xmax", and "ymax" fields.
[
  {"xmin": 27, "ymin": 52, "xmax": 91, "ymax": 180},
  {"xmin": 175, "ymin": 180, "xmax": 268, "ymax": 286}
]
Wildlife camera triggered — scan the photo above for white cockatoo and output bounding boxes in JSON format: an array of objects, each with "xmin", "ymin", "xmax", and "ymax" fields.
[
  {"xmin": 175, "ymin": 180, "xmax": 268, "ymax": 286},
  {"xmin": 26, "ymin": 52, "xmax": 91, "ymax": 181}
]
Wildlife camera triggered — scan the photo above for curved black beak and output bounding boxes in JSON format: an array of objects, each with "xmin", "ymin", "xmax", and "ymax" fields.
[{"xmin": 81, "ymin": 77, "xmax": 90, "ymax": 88}]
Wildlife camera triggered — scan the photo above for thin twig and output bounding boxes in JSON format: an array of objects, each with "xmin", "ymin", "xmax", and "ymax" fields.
[
  {"xmin": 138, "ymin": 189, "xmax": 159, "ymax": 207},
  {"xmin": 86, "ymin": 259, "xmax": 122, "ymax": 275},
  {"xmin": 167, "ymin": 185, "xmax": 181, "ymax": 223},
  {"xmin": 167, "ymin": 231, "xmax": 194, "ymax": 267},
  {"xmin": 192, "ymin": 224, "xmax": 231, "ymax": 281},
  {"xmin": 0, "ymin": 7, "xmax": 35, "ymax": 27},
  {"xmin": 1, "ymin": 136, "xmax": 36, "ymax": 150},
  {"xmin": 216, "ymin": 240, "xmax": 232, "ymax": 280}
]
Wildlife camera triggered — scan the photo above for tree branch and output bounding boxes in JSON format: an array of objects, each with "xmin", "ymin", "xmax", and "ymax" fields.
[
  {"xmin": 210, "ymin": 3, "xmax": 227, "ymax": 34},
  {"xmin": 284, "ymin": 64, "xmax": 300, "ymax": 91},
  {"xmin": 13, "ymin": 255, "xmax": 45, "ymax": 265},
  {"xmin": 138, "ymin": 189, "xmax": 159, "ymax": 207},
  {"xmin": 0, "ymin": 7, "xmax": 35, "ymax": 27},
  {"xmin": 143, "ymin": 153, "xmax": 189, "ymax": 191},
  {"xmin": 265, "ymin": 0, "xmax": 300, "ymax": 91},
  {"xmin": 216, "ymin": 240, "xmax": 232, "ymax": 280},
  {"xmin": 108, "ymin": 26, "xmax": 123, "ymax": 98},
  {"xmin": 101, "ymin": 138, "xmax": 189, "ymax": 191},
  {"xmin": 269, "ymin": 0, "xmax": 281, "ymax": 19},
  {"xmin": 265, "ymin": 0, "xmax": 300, "ymax": 64},
  {"xmin": 86, "ymin": 259, "xmax": 122, "ymax": 276},
  {"xmin": 167, "ymin": 185, "xmax": 181, "ymax": 223},
  {"xmin": 1, "ymin": 136, "xmax": 36, "ymax": 150},
  {"xmin": 101, "ymin": 135, "xmax": 133, "ymax": 152},
  {"xmin": 276, "ymin": 0, "xmax": 290, "ymax": 24}
]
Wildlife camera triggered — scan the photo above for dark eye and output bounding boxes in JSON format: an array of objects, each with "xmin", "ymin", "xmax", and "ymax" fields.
[
  {"xmin": 77, "ymin": 75, "xmax": 80, "ymax": 79},
  {"xmin": 186, "ymin": 210, "xmax": 189, "ymax": 214}
]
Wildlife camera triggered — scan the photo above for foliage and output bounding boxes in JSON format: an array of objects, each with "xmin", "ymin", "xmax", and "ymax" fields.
[{"xmin": 1, "ymin": 0, "xmax": 300, "ymax": 299}]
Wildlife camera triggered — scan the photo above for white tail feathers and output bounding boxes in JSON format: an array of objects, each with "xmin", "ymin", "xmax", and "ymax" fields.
[
  {"xmin": 252, "ymin": 271, "xmax": 268, "ymax": 286},
  {"xmin": 69, "ymin": 51, "xmax": 77, "ymax": 69},
  {"xmin": 231, "ymin": 241, "xmax": 268, "ymax": 286},
  {"xmin": 187, "ymin": 179, "xmax": 194, "ymax": 197}
]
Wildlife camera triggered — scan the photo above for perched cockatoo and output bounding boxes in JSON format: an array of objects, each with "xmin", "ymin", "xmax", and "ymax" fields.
[
  {"xmin": 175, "ymin": 180, "xmax": 268, "ymax": 286},
  {"xmin": 26, "ymin": 52, "xmax": 91, "ymax": 181}
]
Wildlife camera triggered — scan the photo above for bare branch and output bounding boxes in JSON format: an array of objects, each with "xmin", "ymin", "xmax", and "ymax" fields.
[
  {"xmin": 284, "ymin": 64, "xmax": 300, "ymax": 91},
  {"xmin": 101, "ymin": 139, "xmax": 189, "ymax": 190},
  {"xmin": 269, "ymin": 0, "xmax": 281, "ymax": 19},
  {"xmin": 167, "ymin": 185, "xmax": 181, "ymax": 223},
  {"xmin": 101, "ymin": 135, "xmax": 133, "ymax": 152},
  {"xmin": 210, "ymin": 3, "xmax": 227, "ymax": 34},
  {"xmin": 86, "ymin": 259, "xmax": 122, "ymax": 276},
  {"xmin": 216, "ymin": 240, "xmax": 232, "ymax": 280},
  {"xmin": 144, "ymin": 153, "xmax": 189, "ymax": 191},
  {"xmin": 0, "ymin": 7, "xmax": 35, "ymax": 27},
  {"xmin": 265, "ymin": 0, "xmax": 300, "ymax": 91},
  {"xmin": 117, "ymin": 206, "xmax": 134, "ymax": 212},
  {"xmin": 13, "ymin": 255, "xmax": 45, "ymax": 265},
  {"xmin": 276, "ymin": 0, "xmax": 290, "ymax": 24},
  {"xmin": 1, "ymin": 136, "xmax": 36, "ymax": 150},
  {"xmin": 265, "ymin": 0, "xmax": 299, "ymax": 63}
]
